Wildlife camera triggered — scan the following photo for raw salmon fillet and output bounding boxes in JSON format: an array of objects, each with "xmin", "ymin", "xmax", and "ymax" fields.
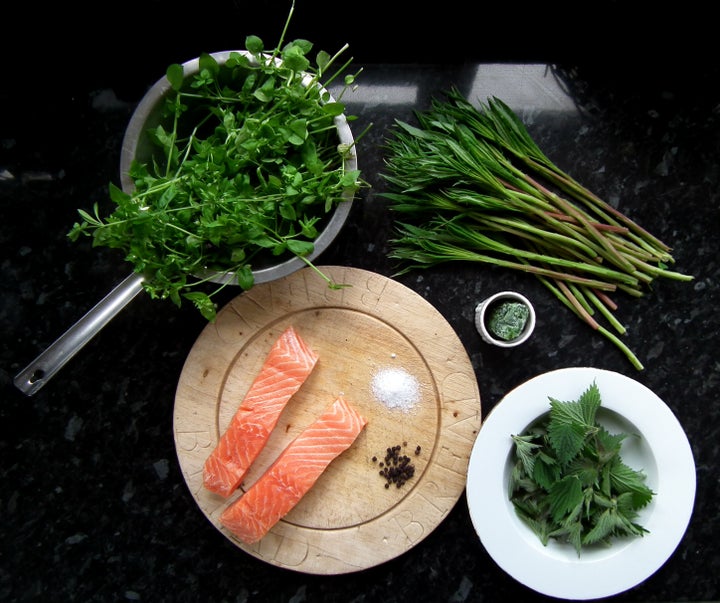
[
  {"xmin": 220, "ymin": 396, "xmax": 367, "ymax": 544},
  {"xmin": 203, "ymin": 326, "xmax": 319, "ymax": 498}
]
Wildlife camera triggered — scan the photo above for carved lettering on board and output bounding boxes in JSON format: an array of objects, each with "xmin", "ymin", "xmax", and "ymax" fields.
[
  {"xmin": 416, "ymin": 481, "xmax": 454, "ymax": 517},
  {"xmin": 392, "ymin": 509, "xmax": 424, "ymax": 544},
  {"xmin": 261, "ymin": 532, "xmax": 311, "ymax": 568},
  {"xmin": 432, "ymin": 444, "xmax": 470, "ymax": 477},
  {"xmin": 359, "ymin": 272, "xmax": 388, "ymax": 311},
  {"xmin": 176, "ymin": 429, "xmax": 213, "ymax": 452}
]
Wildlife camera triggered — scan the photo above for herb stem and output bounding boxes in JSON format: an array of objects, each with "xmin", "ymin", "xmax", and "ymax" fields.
[
  {"xmin": 586, "ymin": 287, "xmax": 626, "ymax": 335},
  {"xmin": 381, "ymin": 88, "xmax": 692, "ymax": 369}
]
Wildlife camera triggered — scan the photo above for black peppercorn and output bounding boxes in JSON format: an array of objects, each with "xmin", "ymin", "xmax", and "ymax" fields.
[{"xmin": 373, "ymin": 442, "xmax": 421, "ymax": 489}]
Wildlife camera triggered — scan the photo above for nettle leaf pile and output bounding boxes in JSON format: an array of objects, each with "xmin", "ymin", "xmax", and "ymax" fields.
[
  {"xmin": 509, "ymin": 381, "xmax": 655, "ymax": 556},
  {"xmin": 381, "ymin": 88, "xmax": 693, "ymax": 369},
  {"xmin": 68, "ymin": 3, "xmax": 363, "ymax": 321}
]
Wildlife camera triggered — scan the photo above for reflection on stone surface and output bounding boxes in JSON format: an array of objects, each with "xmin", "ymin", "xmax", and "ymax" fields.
[
  {"xmin": 466, "ymin": 64, "xmax": 578, "ymax": 113},
  {"xmin": 331, "ymin": 83, "xmax": 420, "ymax": 106},
  {"xmin": 333, "ymin": 64, "xmax": 581, "ymax": 115}
]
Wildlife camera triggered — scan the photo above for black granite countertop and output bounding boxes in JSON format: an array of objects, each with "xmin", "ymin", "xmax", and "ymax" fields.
[{"xmin": 2, "ymin": 3, "xmax": 720, "ymax": 602}]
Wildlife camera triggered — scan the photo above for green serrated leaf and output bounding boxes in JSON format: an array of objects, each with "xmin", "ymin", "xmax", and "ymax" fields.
[
  {"xmin": 608, "ymin": 457, "xmax": 655, "ymax": 507},
  {"xmin": 547, "ymin": 411, "xmax": 587, "ymax": 465},
  {"xmin": 547, "ymin": 385, "xmax": 601, "ymax": 465},
  {"xmin": 577, "ymin": 381, "xmax": 602, "ymax": 421},
  {"xmin": 532, "ymin": 454, "xmax": 559, "ymax": 491},
  {"xmin": 513, "ymin": 505, "xmax": 553, "ymax": 546},
  {"xmin": 511, "ymin": 433, "xmax": 540, "ymax": 476},
  {"xmin": 582, "ymin": 508, "xmax": 619, "ymax": 545},
  {"xmin": 595, "ymin": 425, "xmax": 626, "ymax": 464},
  {"xmin": 509, "ymin": 380, "xmax": 654, "ymax": 556},
  {"xmin": 549, "ymin": 511, "xmax": 584, "ymax": 556},
  {"xmin": 566, "ymin": 456, "xmax": 600, "ymax": 487},
  {"xmin": 548, "ymin": 474, "xmax": 584, "ymax": 523}
]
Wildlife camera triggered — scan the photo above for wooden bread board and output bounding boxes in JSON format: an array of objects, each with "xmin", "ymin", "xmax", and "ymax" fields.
[{"xmin": 174, "ymin": 266, "xmax": 482, "ymax": 574}]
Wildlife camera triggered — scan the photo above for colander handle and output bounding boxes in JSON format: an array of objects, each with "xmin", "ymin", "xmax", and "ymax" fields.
[{"xmin": 14, "ymin": 273, "xmax": 145, "ymax": 396}]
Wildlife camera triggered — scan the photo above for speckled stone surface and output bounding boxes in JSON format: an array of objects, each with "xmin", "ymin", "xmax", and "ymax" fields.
[{"xmin": 2, "ymin": 5, "xmax": 719, "ymax": 602}]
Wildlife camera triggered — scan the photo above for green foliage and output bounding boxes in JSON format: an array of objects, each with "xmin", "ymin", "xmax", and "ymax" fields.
[
  {"xmin": 508, "ymin": 381, "xmax": 655, "ymax": 556},
  {"xmin": 380, "ymin": 88, "xmax": 694, "ymax": 371},
  {"xmin": 67, "ymin": 1, "xmax": 365, "ymax": 321},
  {"xmin": 486, "ymin": 301, "xmax": 529, "ymax": 341}
]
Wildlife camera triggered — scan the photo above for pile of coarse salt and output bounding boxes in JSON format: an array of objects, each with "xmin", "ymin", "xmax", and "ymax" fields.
[{"xmin": 370, "ymin": 366, "xmax": 420, "ymax": 412}]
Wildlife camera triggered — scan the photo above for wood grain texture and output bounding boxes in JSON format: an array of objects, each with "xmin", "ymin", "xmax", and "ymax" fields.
[{"xmin": 173, "ymin": 266, "xmax": 482, "ymax": 574}]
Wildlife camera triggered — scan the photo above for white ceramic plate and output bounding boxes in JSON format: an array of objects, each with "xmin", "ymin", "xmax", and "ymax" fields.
[{"xmin": 466, "ymin": 367, "xmax": 696, "ymax": 600}]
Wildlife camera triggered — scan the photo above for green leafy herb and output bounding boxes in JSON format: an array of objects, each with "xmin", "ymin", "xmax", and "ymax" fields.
[
  {"xmin": 380, "ymin": 88, "xmax": 693, "ymax": 370},
  {"xmin": 68, "ymin": 1, "xmax": 367, "ymax": 321},
  {"xmin": 486, "ymin": 301, "xmax": 529, "ymax": 340},
  {"xmin": 509, "ymin": 381, "xmax": 655, "ymax": 556}
]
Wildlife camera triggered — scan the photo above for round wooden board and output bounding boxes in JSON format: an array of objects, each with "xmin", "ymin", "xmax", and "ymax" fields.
[{"xmin": 173, "ymin": 266, "xmax": 482, "ymax": 574}]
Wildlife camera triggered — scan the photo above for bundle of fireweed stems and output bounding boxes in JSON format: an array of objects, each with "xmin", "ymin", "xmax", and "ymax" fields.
[{"xmin": 381, "ymin": 88, "xmax": 693, "ymax": 370}]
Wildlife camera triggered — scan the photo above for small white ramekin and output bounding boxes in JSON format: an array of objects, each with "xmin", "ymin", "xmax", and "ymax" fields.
[{"xmin": 474, "ymin": 291, "xmax": 536, "ymax": 348}]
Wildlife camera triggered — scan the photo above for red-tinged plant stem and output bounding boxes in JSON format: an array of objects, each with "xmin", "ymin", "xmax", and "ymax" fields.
[
  {"xmin": 477, "ymin": 214, "xmax": 601, "ymax": 262},
  {"xmin": 567, "ymin": 282, "xmax": 596, "ymax": 318},
  {"xmin": 592, "ymin": 289, "xmax": 618, "ymax": 311},
  {"xmin": 444, "ymin": 220, "xmax": 639, "ymax": 287},
  {"xmin": 523, "ymin": 156, "xmax": 671, "ymax": 254},
  {"xmin": 543, "ymin": 211, "xmax": 628, "ymax": 234},
  {"xmin": 519, "ymin": 171, "xmax": 636, "ymax": 274},
  {"xmin": 505, "ymin": 191, "xmax": 613, "ymax": 260},
  {"xmin": 555, "ymin": 279, "xmax": 599, "ymax": 328},
  {"xmin": 537, "ymin": 274, "xmax": 643, "ymax": 370},
  {"xmin": 598, "ymin": 325, "xmax": 644, "ymax": 370},
  {"xmin": 615, "ymin": 282, "xmax": 645, "ymax": 298},
  {"xmin": 554, "ymin": 192, "xmax": 636, "ymax": 273},
  {"xmin": 586, "ymin": 288, "xmax": 626, "ymax": 335},
  {"xmin": 623, "ymin": 252, "xmax": 695, "ymax": 282},
  {"xmin": 605, "ymin": 233, "xmax": 664, "ymax": 262},
  {"xmin": 390, "ymin": 231, "xmax": 619, "ymax": 291}
]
